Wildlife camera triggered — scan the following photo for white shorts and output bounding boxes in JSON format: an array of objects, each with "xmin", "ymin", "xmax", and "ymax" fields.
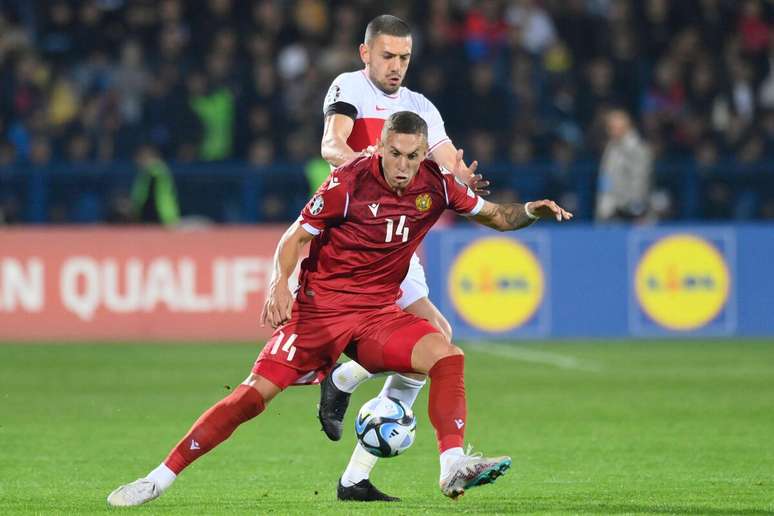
[{"xmin": 397, "ymin": 253, "xmax": 430, "ymax": 309}]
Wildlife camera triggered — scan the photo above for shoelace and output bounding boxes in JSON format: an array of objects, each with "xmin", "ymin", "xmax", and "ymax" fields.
[
  {"xmin": 463, "ymin": 443, "xmax": 483, "ymax": 459},
  {"xmin": 458, "ymin": 444, "xmax": 489, "ymax": 476}
]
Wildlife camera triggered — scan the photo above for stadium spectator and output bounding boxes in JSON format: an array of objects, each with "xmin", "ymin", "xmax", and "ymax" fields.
[
  {"xmin": 131, "ymin": 144, "xmax": 180, "ymax": 225},
  {"xmin": 595, "ymin": 109, "xmax": 653, "ymax": 222},
  {"xmin": 0, "ymin": 0, "xmax": 772, "ymax": 222}
]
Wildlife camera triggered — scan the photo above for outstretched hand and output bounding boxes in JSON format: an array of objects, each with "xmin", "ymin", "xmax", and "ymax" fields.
[
  {"xmin": 526, "ymin": 199, "xmax": 574, "ymax": 222},
  {"xmin": 452, "ymin": 149, "xmax": 491, "ymax": 196}
]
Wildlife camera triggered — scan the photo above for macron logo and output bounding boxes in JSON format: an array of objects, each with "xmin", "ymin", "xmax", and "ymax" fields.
[
  {"xmin": 190, "ymin": 439, "xmax": 201, "ymax": 450},
  {"xmin": 454, "ymin": 419, "xmax": 465, "ymax": 429},
  {"xmin": 368, "ymin": 203, "xmax": 380, "ymax": 216},
  {"xmin": 327, "ymin": 177, "xmax": 340, "ymax": 190}
]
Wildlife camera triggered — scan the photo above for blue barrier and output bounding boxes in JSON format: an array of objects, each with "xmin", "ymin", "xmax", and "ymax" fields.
[
  {"xmin": 422, "ymin": 224, "xmax": 774, "ymax": 339},
  {"xmin": 2, "ymin": 159, "xmax": 774, "ymax": 223}
]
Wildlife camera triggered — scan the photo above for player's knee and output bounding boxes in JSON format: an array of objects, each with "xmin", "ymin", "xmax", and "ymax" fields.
[
  {"xmin": 444, "ymin": 343, "xmax": 464, "ymax": 359},
  {"xmin": 411, "ymin": 334, "xmax": 462, "ymax": 373},
  {"xmin": 429, "ymin": 338, "xmax": 463, "ymax": 364},
  {"xmin": 242, "ymin": 373, "xmax": 282, "ymax": 404}
]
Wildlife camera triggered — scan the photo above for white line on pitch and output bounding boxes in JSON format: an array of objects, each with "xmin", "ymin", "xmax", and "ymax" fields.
[{"xmin": 466, "ymin": 344, "xmax": 603, "ymax": 373}]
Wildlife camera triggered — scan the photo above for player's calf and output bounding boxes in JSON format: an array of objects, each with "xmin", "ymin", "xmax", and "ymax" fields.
[{"xmin": 107, "ymin": 381, "xmax": 271, "ymax": 506}]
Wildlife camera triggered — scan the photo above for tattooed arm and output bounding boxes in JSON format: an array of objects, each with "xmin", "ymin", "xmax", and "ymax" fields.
[{"xmin": 473, "ymin": 199, "xmax": 573, "ymax": 231}]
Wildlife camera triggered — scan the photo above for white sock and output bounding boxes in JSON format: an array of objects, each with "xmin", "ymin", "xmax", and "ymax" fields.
[
  {"xmin": 331, "ymin": 361, "xmax": 373, "ymax": 393},
  {"xmin": 340, "ymin": 442, "xmax": 379, "ymax": 487},
  {"xmin": 146, "ymin": 463, "xmax": 176, "ymax": 492},
  {"xmin": 378, "ymin": 373, "xmax": 426, "ymax": 407},
  {"xmin": 339, "ymin": 374, "xmax": 427, "ymax": 486},
  {"xmin": 439, "ymin": 447, "xmax": 465, "ymax": 479}
]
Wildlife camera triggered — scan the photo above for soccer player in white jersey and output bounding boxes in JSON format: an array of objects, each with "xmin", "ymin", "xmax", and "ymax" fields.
[{"xmin": 318, "ymin": 14, "xmax": 489, "ymax": 502}]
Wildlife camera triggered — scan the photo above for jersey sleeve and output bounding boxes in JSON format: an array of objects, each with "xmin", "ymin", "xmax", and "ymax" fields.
[
  {"xmin": 442, "ymin": 172, "xmax": 484, "ymax": 216},
  {"xmin": 299, "ymin": 171, "xmax": 350, "ymax": 235},
  {"xmin": 422, "ymin": 96, "xmax": 451, "ymax": 154},
  {"xmin": 322, "ymin": 73, "xmax": 361, "ymax": 117}
]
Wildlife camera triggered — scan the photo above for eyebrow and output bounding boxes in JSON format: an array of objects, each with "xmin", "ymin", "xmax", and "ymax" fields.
[
  {"xmin": 389, "ymin": 146, "xmax": 421, "ymax": 156},
  {"xmin": 383, "ymin": 51, "xmax": 412, "ymax": 58}
]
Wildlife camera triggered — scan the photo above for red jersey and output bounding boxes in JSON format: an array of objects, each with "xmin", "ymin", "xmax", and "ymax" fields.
[{"xmin": 298, "ymin": 154, "xmax": 483, "ymax": 308}]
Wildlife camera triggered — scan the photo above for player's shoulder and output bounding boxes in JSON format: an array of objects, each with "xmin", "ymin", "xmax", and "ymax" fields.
[
  {"xmin": 400, "ymin": 85, "xmax": 436, "ymax": 111},
  {"xmin": 330, "ymin": 70, "xmax": 368, "ymax": 91},
  {"xmin": 331, "ymin": 154, "xmax": 374, "ymax": 182}
]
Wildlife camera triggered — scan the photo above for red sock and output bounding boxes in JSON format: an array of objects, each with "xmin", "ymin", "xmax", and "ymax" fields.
[
  {"xmin": 427, "ymin": 354, "xmax": 466, "ymax": 452},
  {"xmin": 164, "ymin": 385, "xmax": 265, "ymax": 474}
]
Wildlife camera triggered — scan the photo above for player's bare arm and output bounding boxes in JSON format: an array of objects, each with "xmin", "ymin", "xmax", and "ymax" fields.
[
  {"xmin": 431, "ymin": 143, "xmax": 491, "ymax": 195},
  {"xmin": 473, "ymin": 198, "xmax": 573, "ymax": 231},
  {"xmin": 321, "ymin": 114, "xmax": 360, "ymax": 167},
  {"xmin": 261, "ymin": 221, "xmax": 314, "ymax": 329}
]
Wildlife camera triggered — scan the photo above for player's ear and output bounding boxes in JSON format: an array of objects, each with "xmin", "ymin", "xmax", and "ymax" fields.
[
  {"xmin": 419, "ymin": 137, "xmax": 429, "ymax": 160},
  {"xmin": 359, "ymin": 43, "xmax": 369, "ymax": 65}
]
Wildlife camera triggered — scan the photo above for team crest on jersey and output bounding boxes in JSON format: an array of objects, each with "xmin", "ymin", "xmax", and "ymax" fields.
[
  {"xmin": 309, "ymin": 195, "xmax": 324, "ymax": 215},
  {"xmin": 415, "ymin": 193, "xmax": 432, "ymax": 212}
]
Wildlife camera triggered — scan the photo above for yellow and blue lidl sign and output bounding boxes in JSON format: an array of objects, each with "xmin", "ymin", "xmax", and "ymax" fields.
[
  {"xmin": 631, "ymin": 232, "xmax": 735, "ymax": 333},
  {"xmin": 447, "ymin": 236, "xmax": 546, "ymax": 333}
]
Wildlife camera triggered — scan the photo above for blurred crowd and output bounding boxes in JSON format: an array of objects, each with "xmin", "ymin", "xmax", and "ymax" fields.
[{"xmin": 1, "ymin": 0, "xmax": 774, "ymax": 222}]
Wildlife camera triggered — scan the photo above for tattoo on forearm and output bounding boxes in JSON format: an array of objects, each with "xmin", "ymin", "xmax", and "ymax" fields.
[{"xmin": 496, "ymin": 203, "xmax": 534, "ymax": 230}]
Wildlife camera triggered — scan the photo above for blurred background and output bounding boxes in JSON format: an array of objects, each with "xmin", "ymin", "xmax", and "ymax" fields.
[{"xmin": 2, "ymin": 0, "xmax": 774, "ymax": 224}]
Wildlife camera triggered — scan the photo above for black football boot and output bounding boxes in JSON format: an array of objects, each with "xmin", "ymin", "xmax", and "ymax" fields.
[
  {"xmin": 318, "ymin": 363, "xmax": 351, "ymax": 441},
  {"xmin": 337, "ymin": 478, "xmax": 400, "ymax": 502}
]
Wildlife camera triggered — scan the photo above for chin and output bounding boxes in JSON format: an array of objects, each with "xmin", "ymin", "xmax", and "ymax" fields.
[{"xmin": 381, "ymin": 82, "xmax": 400, "ymax": 94}]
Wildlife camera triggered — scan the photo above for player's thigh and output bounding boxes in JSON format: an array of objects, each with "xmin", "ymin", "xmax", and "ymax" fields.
[
  {"xmin": 253, "ymin": 305, "xmax": 354, "ymax": 390},
  {"xmin": 403, "ymin": 296, "xmax": 452, "ymax": 342},
  {"xmin": 352, "ymin": 307, "xmax": 440, "ymax": 374}
]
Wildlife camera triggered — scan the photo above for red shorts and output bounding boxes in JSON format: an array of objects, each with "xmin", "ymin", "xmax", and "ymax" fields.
[{"xmin": 252, "ymin": 291, "xmax": 438, "ymax": 390}]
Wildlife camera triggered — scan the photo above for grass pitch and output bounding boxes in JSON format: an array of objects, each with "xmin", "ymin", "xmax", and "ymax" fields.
[{"xmin": 0, "ymin": 340, "xmax": 773, "ymax": 515}]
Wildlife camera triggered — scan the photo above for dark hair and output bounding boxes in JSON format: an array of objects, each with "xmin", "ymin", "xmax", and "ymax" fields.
[
  {"xmin": 381, "ymin": 111, "xmax": 428, "ymax": 141},
  {"xmin": 364, "ymin": 14, "xmax": 411, "ymax": 44}
]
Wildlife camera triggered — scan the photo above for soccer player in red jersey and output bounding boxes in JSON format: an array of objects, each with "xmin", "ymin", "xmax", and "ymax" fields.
[
  {"xmin": 318, "ymin": 15, "xmax": 494, "ymax": 501},
  {"xmin": 106, "ymin": 112, "xmax": 571, "ymax": 507}
]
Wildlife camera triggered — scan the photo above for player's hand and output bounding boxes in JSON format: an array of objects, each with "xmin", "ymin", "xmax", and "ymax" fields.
[
  {"xmin": 452, "ymin": 149, "xmax": 490, "ymax": 196},
  {"xmin": 526, "ymin": 199, "xmax": 573, "ymax": 222},
  {"xmin": 469, "ymin": 173, "xmax": 491, "ymax": 196},
  {"xmin": 260, "ymin": 281, "xmax": 294, "ymax": 329}
]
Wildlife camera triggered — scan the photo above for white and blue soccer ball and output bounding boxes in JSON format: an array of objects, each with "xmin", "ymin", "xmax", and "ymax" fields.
[{"xmin": 355, "ymin": 396, "xmax": 416, "ymax": 458}]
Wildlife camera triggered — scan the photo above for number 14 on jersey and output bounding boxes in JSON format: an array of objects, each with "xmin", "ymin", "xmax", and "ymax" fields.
[{"xmin": 385, "ymin": 216, "xmax": 409, "ymax": 243}]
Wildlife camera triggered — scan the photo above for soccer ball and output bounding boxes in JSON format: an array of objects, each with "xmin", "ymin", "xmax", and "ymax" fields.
[{"xmin": 355, "ymin": 396, "xmax": 416, "ymax": 458}]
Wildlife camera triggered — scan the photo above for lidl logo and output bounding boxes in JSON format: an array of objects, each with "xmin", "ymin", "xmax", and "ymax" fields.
[
  {"xmin": 448, "ymin": 237, "xmax": 544, "ymax": 332},
  {"xmin": 634, "ymin": 234, "xmax": 730, "ymax": 331}
]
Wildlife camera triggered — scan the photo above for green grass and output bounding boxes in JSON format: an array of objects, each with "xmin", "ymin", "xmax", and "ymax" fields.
[{"xmin": 1, "ymin": 341, "xmax": 773, "ymax": 515}]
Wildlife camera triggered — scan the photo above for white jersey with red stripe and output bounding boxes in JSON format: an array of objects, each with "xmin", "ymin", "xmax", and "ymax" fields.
[{"xmin": 323, "ymin": 70, "xmax": 451, "ymax": 156}]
